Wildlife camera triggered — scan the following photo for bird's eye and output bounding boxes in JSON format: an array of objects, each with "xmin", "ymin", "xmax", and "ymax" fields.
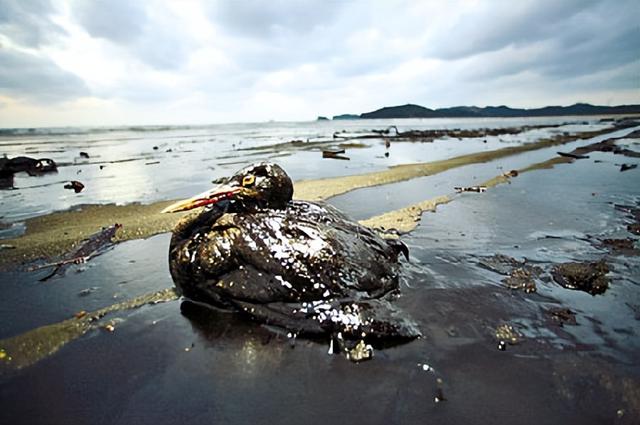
[{"xmin": 242, "ymin": 175, "xmax": 255, "ymax": 187}]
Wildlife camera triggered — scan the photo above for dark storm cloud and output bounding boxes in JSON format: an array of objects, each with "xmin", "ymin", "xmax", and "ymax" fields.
[
  {"xmin": 429, "ymin": 0, "xmax": 602, "ymax": 59},
  {"xmin": 438, "ymin": 0, "xmax": 639, "ymax": 87},
  {"xmin": 0, "ymin": 0, "xmax": 65, "ymax": 47},
  {"xmin": 0, "ymin": 49, "xmax": 89, "ymax": 101}
]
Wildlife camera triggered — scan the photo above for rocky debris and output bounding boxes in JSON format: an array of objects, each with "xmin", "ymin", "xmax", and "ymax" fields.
[
  {"xmin": 322, "ymin": 148, "xmax": 350, "ymax": 160},
  {"xmin": 477, "ymin": 254, "xmax": 522, "ymax": 275},
  {"xmin": 620, "ymin": 163, "xmax": 638, "ymax": 172},
  {"xmin": 346, "ymin": 339, "xmax": 374, "ymax": 362},
  {"xmin": 31, "ymin": 223, "xmax": 122, "ymax": 281},
  {"xmin": 454, "ymin": 186, "xmax": 487, "ymax": 193},
  {"xmin": 0, "ymin": 156, "xmax": 57, "ymax": 188},
  {"xmin": 572, "ymin": 137, "xmax": 640, "ymax": 158},
  {"xmin": 477, "ymin": 254, "xmax": 526, "ymax": 275},
  {"xmin": 0, "ymin": 156, "xmax": 57, "ymax": 176},
  {"xmin": 557, "ymin": 151, "xmax": 589, "ymax": 159},
  {"xmin": 502, "ymin": 267, "xmax": 538, "ymax": 293},
  {"xmin": 495, "ymin": 324, "xmax": 521, "ymax": 350},
  {"xmin": 614, "ymin": 204, "xmax": 640, "ymax": 235},
  {"xmin": 478, "ymin": 254, "xmax": 543, "ymax": 293},
  {"xmin": 64, "ymin": 180, "xmax": 85, "ymax": 193},
  {"xmin": 601, "ymin": 238, "xmax": 639, "ymax": 256},
  {"xmin": 547, "ymin": 307, "xmax": 577, "ymax": 326},
  {"xmin": 551, "ymin": 260, "xmax": 610, "ymax": 295},
  {"xmin": 79, "ymin": 152, "xmax": 90, "ymax": 159},
  {"xmin": 503, "ymin": 169, "xmax": 519, "ymax": 177}
]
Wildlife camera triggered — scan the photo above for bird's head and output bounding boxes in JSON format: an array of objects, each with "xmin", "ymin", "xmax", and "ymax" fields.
[{"xmin": 161, "ymin": 162, "xmax": 294, "ymax": 214}]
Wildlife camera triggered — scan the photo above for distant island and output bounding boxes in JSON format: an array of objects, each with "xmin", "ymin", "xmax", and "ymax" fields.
[{"xmin": 331, "ymin": 103, "xmax": 640, "ymax": 120}]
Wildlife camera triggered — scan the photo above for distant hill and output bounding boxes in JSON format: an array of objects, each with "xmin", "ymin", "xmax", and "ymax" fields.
[
  {"xmin": 332, "ymin": 114, "xmax": 360, "ymax": 120},
  {"xmin": 342, "ymin": 103, "xmax": 640, "ymax": 119}
]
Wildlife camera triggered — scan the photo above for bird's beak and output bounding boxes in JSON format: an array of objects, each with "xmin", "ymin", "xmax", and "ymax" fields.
[{"xmin": 161, "ymin": 184, "xmax": 242, "ymax": 213}]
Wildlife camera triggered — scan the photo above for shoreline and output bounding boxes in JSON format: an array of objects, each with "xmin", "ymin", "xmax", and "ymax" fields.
[{"xmin": 0, "ymin": 124, "xmax": 636, "ymax": 269}]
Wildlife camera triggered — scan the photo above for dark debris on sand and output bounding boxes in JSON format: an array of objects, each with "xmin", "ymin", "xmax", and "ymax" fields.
[
  {"xmin": 600, "ymin": 238, "xmax": 639, "ymax": 256},
  {"xmin": 614, "ymin": 203, "xmax": 640, "ymax": 236},
  {"xmin": 551, "ymin": 260, "xmax": 610, "ymax": 295},
  {"xmin": 63, "ymin": 180, "xmax": 85, "ymax": 193},
  {"xmin": 31, "ymin": 223, "xmax": 122, "ymax": 281},
  {"xmin": 0, "ymin": 156, "xmax": 58, "ymax": 189},
  {"xmin": 477, "ymin": 254, "xmax": 542, "ymax": 293},
  {"xmin": 547, "ymin": 307, "xmax": 578, "ymax": 326}
]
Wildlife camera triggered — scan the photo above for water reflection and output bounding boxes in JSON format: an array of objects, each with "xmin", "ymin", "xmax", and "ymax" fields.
[{"xmin": 180, "ymin": 301, "xmax": 289, "ymax": 380}]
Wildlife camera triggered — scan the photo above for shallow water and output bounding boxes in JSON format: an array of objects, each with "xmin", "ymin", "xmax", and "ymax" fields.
[
  {"xmin": 0, "ymin": 117, "xmax": 609, "ymax": 227},
  {"xmin": 1, "ymin": 118, "xmax": 639, "ymax": 424}
]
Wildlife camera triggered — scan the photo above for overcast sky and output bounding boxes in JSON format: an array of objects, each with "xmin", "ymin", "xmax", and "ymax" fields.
[{"xmin": 0, "ymin": 0, "xmax": 638, "ymax": 127}]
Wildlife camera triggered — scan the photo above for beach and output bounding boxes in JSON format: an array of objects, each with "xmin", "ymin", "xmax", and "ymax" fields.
[{"xmin": 1, "ymin": 116, "xmax": 640, "ymax": 424}]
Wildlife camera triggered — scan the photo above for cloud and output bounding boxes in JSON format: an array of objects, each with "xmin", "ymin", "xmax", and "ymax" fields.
[
  {"xmin": 0, "ymin": 0, "xmax": 65, "ymax": 47},
  {"xmin": 209, "ymin": 0, "xmax": 344, "ymax": 39},
  {"xmin": 70, "ymin": 0, "xmax": 192, "ymax": 70},
  {"xmin": 427, "ymin": 0, "xmax": 601, "ymax": 59},
  {"xmin": 72, "ymin": 0, "xmax": 146, "ymax": 44},
  {"xmin": 0, "ymin": 48, "xmax": 89, "ymax": 102},
  {"xmin": 1, "ymin": 0, "xmax": 638, "ymax": 126}
]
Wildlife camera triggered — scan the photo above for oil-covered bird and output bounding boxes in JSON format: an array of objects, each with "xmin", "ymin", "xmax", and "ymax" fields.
[{"xmin": 163, "ymin": 162, "xmax": 420, "ymax": 346}]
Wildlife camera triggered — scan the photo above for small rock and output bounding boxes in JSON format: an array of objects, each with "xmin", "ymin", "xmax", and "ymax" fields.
[
  {"xmin": 64, "ymin": 180, "xmax": 84, "ymax": 193},
  {"xmin": 502, "ymin": 267, "xmax": 538, "ymax": 293},
  {"xmin": 495, "ymin": 324, "xmax": 521, "ymax": 345},
  {"xmin": 79, "ymin": 152, "xmax": 90, "ymax": 159},
  {"xmin": 601, "ymin": 238, "xmax": 639, "ymax": 255},
  {"xmin": 347, "ymin": 340, "xmax": 374, "ymax": 362},
  {"xmin": 547, "ymin": 307, "xmax": 577, "ymax": 326},
  {"xmin": 551, "ymin": 260, "xmax": 610, "ymax": 295}
]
